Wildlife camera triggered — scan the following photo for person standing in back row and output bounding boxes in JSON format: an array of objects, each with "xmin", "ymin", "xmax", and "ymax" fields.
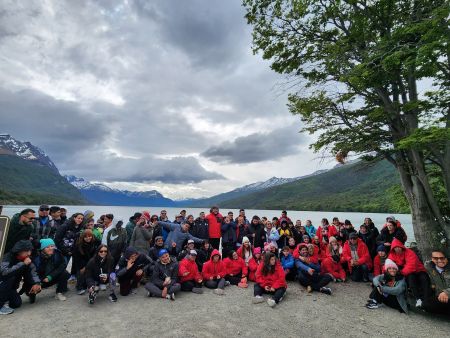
[{"xmin": 205, "ymin": 206, "xmax": 223, "ymax": 250}]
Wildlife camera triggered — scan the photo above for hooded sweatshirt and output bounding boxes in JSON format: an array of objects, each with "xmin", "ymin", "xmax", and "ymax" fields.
[
  {"xmin": 341, "ymin": 238, "xmax": 372, "ymax": 273},
  {"xmin": 202, "ymin": 249, "xmax": 226, "ymax": 280},
  {"xmin": 178, "ymin": 257, "xmax": 202, "ymax": 283},
  {"xmin": 388, "ymin": 238, "xmax": 426, "ymax": 276},
  {"xmin": 223, "ymin": 256, "xmax": 248, "ymax": 277},
  {"xmin": 255, "ymin": 261, "xmax": 287, "ymax": 289},
  {"xmin": 248, "ymin": 256, "xmax": 261, "ymax": 282}
]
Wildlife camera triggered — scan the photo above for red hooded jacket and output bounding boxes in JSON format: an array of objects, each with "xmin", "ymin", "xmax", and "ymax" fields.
[
  {"xmin": 202, "ymin": 249, "xmax": 226, "ymax": 280},
  {"xmin": 341, "ymin": 238, "xmax": 372, "ymax": 273},
  {"xmin": 248, "ymin": 257, "xmax": 261, "ymax": 281},
  {"xmin": 255, "ymin": 261, "xmax": 287, "ymax": 289},
  {"xmin": 205, "ymin": 212, "xmax": 223, "ymax": 239},
  {"xmin": 373, "ymin": 254, "xmax": 387, "ymax": 276},
  {"xmin": 178, "ymin": 257, "xmax": 202, "ymax": 283},
  {"xmin": 223, "ymin": 256, "xmax": 248, "ymax": 277},
  {"xmin": 388, "ymin": 238, "xmax": 426, "ymax": 276},
  {"xmin": 317, "ymin": 225, "xmax": 338, "ymax": 243}
]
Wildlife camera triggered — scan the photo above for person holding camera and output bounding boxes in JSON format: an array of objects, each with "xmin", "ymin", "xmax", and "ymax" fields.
[
  {"xmin": 85, "ymin": 244, "xmax": 117, "ymax": 304},
  {"xmin": 0, "ymin": 240, "xmax": 41, "ymax": 315}
]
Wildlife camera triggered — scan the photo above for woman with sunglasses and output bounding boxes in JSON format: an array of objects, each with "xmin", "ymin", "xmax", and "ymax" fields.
[{"xmin": 85, "ymin": 244, "xmax": 117, "ymax": 304}]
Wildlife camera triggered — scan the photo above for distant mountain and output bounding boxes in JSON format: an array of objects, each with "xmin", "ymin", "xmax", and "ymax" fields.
[
  {"xmin": 183, "ymin": 170, "xmax": 328, "ymax": 207},
  {"xmin": 0, "ymin": 134, "xmax": 59, "ymax": 173},
  {"xmin": 65, "ymin": 175, "xmax": 175, "ymax": 207},
  {"xmin": 211, "ymin": 160, "xmax": 409, "ymax": 213},
  {"xmin": 0, "ymin": 155, "xmax": 86, "ymax": 205}
]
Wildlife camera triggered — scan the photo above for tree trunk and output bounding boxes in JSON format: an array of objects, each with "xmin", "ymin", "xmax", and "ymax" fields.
[{"xmin": 396, "ymin": 159, "xmax": 450, "ymax": 258}]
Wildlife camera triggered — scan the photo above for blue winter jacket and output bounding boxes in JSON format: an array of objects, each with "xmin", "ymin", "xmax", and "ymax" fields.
[
  {"xmin": 281, "ymin": 254, "xmax": 295, "ymax": 270},
  {"xmin": 159, "ymin": 221, "xmax": 203, "ymax": 254}
]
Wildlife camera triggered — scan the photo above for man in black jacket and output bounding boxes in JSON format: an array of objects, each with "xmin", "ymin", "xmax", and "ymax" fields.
[
  {"xmin": 116, "ymin": 247, "xmax": 151, "ymax": 296},
  {"xmin": 33, "ymin": 238, "xmax": 69, "ymax": 301},
  {"xmin": 0, "ymin": 240, "xmax": 41, "ymax": 315},
  {"xmin": 145, "ymin": 249, "xmax": 180, "ymax": 300},
  {"xmin": 248, "ymin": 216, "xmax": 266, "ymax": 250}
]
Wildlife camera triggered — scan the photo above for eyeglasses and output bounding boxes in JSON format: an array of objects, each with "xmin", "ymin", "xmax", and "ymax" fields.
[
  {"xmin": 99, "ymin": 250, "xmax": 108, "ymax": 253},
  {"xmin": 431, "ymin": 256, "xmax": 446, "ymax": 261}
]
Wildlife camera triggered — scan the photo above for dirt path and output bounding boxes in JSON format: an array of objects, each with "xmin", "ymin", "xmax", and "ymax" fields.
[{"xmin": 1, "ymin": 281, "xmax": 449, "ymax": 337}]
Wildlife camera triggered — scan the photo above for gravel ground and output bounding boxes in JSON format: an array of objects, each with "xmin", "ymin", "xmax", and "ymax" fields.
[{"xmin": 1, "ymin": 280, "xmax": 449, "ymax": 337}]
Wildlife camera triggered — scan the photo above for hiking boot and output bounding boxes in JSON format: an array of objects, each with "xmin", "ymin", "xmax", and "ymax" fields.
[
  {"xmin": 55, "ymin": 293, "xmax": 66, "ymax": 301},
  {"xmin": 252, "ymin": 295, "xmax": 265, "ymax": 304},
  {"xmin": 267, "ymin": 299, "xmax": 276, "ymax": 308},
  {"xmin": 225, "ymin": 281, "xmax": 231, "ymax": 287},
  {"xmin": 109, "ymin": 293, "xmax": 118, "ymax": 302},
  {"xmin": 88, "ymin": 290, "xmax": 97, "ymax": 304},
  {"xmin": 320, "ymin": 287, "xmax": 332, "ymax": 295},
  {"xmin": 77, "ymin": 289, "xmax": 86, "ymax": 295},
  {"xmin": 213, "ymin": 288, "xmax": 224, "ymax": 296},
  {"xmin": 306, "ymin": 286, "xmax": 313, "ymax": 293},
  {"xmin": 0, "ymin": 305, "xmax": 14, "ymax": 315},
  {"xmin": 192, "ymin": 287, "xmax": 203, "ymax": 294}
]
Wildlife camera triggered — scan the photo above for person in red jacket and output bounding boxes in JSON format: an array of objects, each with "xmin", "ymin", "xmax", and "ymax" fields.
[
  {"xmin": 252, "ymin": 252, "xmax": 287, "ymax": 307},
  {"xmin": 223, "ymin": 250, "xmax": 248, "ymax": 285},
  {"xmin": 321, "ymin": 237, "xmax": 346, "ymax": 282},
  {"xmin": 205, "ymin": 206, "xmax": 223, "ymax": 250},
  {"xmin": 248, "ymin": 247, "xmax": 262, "ymax": 282},
  {"xmin": 341, "ymin": 233, "xmax": 372, "ymax": 282},
  {"xmin": 202, "ymin": 249, "xmax": 227, "ymax": 295},
  {"xmin": 317, "ymin": 218, "xmax": 338, "ymax": 244},
  {"xmin": 178, "ymin": 250, "xmax": 203, "ymax": 294},
  {"xmin": 388, "ymin": 238, "xmax": 430, "ymax": 308},
  {"xmin": 373, "ymin": 244, "xmax": 388, "ymax": 277}
]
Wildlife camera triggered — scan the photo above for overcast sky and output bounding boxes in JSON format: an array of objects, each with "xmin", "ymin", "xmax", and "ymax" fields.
[{"xmin": 0, "ymin": 0, "xmax": 332, "ymax": 199}]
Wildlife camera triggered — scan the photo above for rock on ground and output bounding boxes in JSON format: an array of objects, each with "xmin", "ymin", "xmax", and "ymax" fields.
[{"xmin": 0, "ymin": 281, "xmax": 449, "ymax": 337}]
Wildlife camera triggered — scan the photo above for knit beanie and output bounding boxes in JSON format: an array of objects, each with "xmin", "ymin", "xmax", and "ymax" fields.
[
  {"xmin": 40, "ymin": 238, "xmax": 55, "ymax": 250},
  {"xmin": 253, "ymin": 247, "xmax": 261, "ymax": 255},
  {"xmin": 124, "ymin": 246, "xmax": 138, "ymax": 259},
  {"xmin": 242, "ymin": 236, "xmax": 250, "ymax": 244},
  {"xmin": 377, "ymin": 244, "xmax": 386, "ymax": 252},
  {"xmin": 11, "ymin": 240, "xmax": 33, "ymax": 254},
  {"xmin": 384, "ymin": 258, "xmax": 398, "ymax": 270}
]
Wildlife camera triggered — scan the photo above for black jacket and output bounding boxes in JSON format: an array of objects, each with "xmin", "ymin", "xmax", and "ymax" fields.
[
  {"xmin": 248, "ymin": 222, "xmax": 266, "ymax": 249},
  {"xmin": 221, "ymin": 221, "xmax": 237, "ymax": 244},
  {"xmin": 116, "ymin": 254, "xmax": 151, "ymax": 280},
  {"xmin": 33, "ymin": 249, "xmax": 67, "ymax": 281},
  {"xmin": 150, "ymin": 259, "xmax": 179, "ymax": 288},
  {"xmin": 85, "ymin": 255, "xmax": 115, "ymax": 286},
  {"xmin": 72, "ymin": 240, "xmax": 98, "ymax": 271},
  {"xmin": 1, "ymin": 253, "xmax": 40, "ymax": 288},
  {"xmin": 190, "ymin": 218, "xmax": 209, "ymax": 240},
  {"xmin": 54, "ymin": 222, "xmax": 83, "ymax": 256}
]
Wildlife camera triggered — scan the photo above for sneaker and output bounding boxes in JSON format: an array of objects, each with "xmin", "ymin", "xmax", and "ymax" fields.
[
  {"xmin": 146, "ymin": 291, "xmax": 152, "ymax": 298},
  {"xmin": 99, "ymin": 284, "xmax": 107, "ymax": 291},
  {"xmin": 306, "ymin": 286, "xmax": 313, "ymax": 293},
  {"xmin": 213, "ymin": 288, "xmax": 224, "ymax": 296},
  {"xmin": 109, "ymin": 293, "xmax": 118, "ymax": 302},
  {"xmin": 131, "ymin": 288, "xmax": 138, "ymax": 295},
  {"xmin": 415, "ymin": 299, "xmax": 423, "ymax": 308},
  {"xmin": 366, "ymin": 302, "xmax": 379, "ymax": 309},
  {"xmin": 267, "ymin": 299, "xmax": 276, "ymax": 308},
  {"xmin": 77, "ymin": 289, "xmax": 86, "ymax": 295},
  {"xmin": 165, "ymin": 295, "xmax": 171, "ymax": 300},
  {"xmin": 336, "ymin": 278, "xmax": 343, "ymax": 283},
  {"xmin": 0, "ymin": 305, "xmax": 14, "ymax": 315},
  {"xmin": 225, "ymin": 281, "xmax": 231, "ymax": 287},
  {"xmin": 170, "ymin": 293, "xmax": 175, "ymax": 301},
  {"xmin": 192, "ymin": 287, "xmax": 203, "ymax": 294},
  {"xmin": 320, "ymin": 287, "xmax": 332, "ymax": 295},
  {"xmin": 252, "ymin": 295, "xmax": 265, "ymax": 304},
  {"xmin": 68, "ymin": 275, "xmax": 77, "ymax": 283},
  {"xmin": 55, "ymin": 293, "xmax": 66, "ymax": 301},
  {"xmin": 88, "ymin": 290, "xmax": 97, "ymax": 304}
]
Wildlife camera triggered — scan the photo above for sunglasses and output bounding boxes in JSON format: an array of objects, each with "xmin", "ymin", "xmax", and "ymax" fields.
[
  {"xmin": 99, "ymin": 250, "xmax": 108, "ymax": 253},
  {"xmin": 431, "ymin": 256, "xmax": 446, "ymax": 261}
]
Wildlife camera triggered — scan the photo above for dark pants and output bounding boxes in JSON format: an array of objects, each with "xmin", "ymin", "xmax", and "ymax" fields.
[
  {"xmin": 0, "ymin": 278, "xmax": 22, "ymax": 309},
  {"xmin": 145, "ymin": 282, "xmax": 181, "ymax": 297},
  {"xmin": 423, "ymin": 296, "xmax": 450, "ymax": 315},
  {"xmin": 406, "ymin": 271, "xmax": 430, "ymax": 300},
  {"xmin": 254, "ymin": 284, "xmax": 286, "ymax": 304},
  {"xmin": 369, "ymin": 288, "xmax": 404, "ymax": 313},
  {"xmin": 350, "ymin": 264, "xmax": 369, "ymax": 282},
  {"xmin": 180, "ymin": 280, "xmax": 203, "ymax": 292},
  {"xmin": 204, "ymin": 278, "xmax": 226, "ymax": 289},
  {"xmin": 76, "ymin": 269, "xmax": 87, "ymax": 291},
  {"xmin": 298, "ymin": 270, "xmax": 332, "ymax": 291},
  {"xmin": 222, "ymin": 242, "xmax": 235, "ymax": 259},
  {"xmin": 41, "ymin": 270, "xmax": 70, "ymax": 293},
  {"xmin": 119, "ymin": 274, "xmax": 143, "ymax": 296},
  {"xmin": 209, "ymin": 238, "xmax": 221, "ymax": 250},
  {"xmin": 225, "ymin": 274, "xmax": 242, "ymax": 285}
]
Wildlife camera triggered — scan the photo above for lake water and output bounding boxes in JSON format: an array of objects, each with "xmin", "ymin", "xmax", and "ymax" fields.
[{"xmin": 1, "ymin": 205, "xmax": 415, "ymax": 242}]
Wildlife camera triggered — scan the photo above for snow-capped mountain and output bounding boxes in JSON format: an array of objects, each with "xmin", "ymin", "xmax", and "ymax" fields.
[
  {"xmin": 64, "ymin": 175, "xmax": 175, "ymax": 206},
  {"xmin": 0, "ymin": 134, "xmax": 59, "ymax": 173}
]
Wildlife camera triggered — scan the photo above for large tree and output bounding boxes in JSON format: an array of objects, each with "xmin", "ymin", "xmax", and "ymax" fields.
[{"xmin": 243, "ymin": 0, "xmax": 450, "ymax": 256}]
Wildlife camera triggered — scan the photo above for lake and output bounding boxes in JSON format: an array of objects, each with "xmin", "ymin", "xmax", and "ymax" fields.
[{"xmin": 1, "ymin": 205, "xmax": 415, "ymax": 242}]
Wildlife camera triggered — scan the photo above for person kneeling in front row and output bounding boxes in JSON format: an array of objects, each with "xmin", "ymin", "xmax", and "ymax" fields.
[
  {"xmin": 253, "ymin": 252, "xmax": 287, "ymax": 308},
  {"xmin": 145, "ymin": 249, "xmax": 180, "ymax": 300},
  {"xmin": 116, "ymin": 247, "xmax": 151, "ymax": 296}
]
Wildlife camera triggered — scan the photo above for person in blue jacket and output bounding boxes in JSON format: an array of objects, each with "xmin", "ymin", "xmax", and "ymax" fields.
[
  {"xmin": 221, "ymin": 216, "xmax": 237, "ymax": 258},
  {"xmin": 305, "ymin": 220, "xmax": 316, "ymax": 238},
  {"xmin": 157, "ymin": 220, "xmax": 204, "ymax": 254},
  {"xmin": 280, "ymin": 246, "xmax": 296, "ymax": 281}
]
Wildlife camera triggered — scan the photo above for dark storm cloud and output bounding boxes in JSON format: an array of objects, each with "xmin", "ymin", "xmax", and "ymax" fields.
[{"xmin": 201, "ymin": 126, "xmax": 305, "ymax": 164}]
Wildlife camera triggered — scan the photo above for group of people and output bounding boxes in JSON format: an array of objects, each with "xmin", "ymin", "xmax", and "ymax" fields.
[{"xmin": 1, "ymin": 205, "xmax": 449, "ymax": 317}]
